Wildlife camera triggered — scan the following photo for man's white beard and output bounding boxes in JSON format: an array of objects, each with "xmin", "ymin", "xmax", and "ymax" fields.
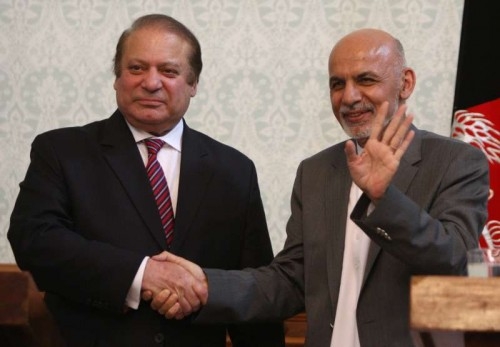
[{"xmin": 341, "ymin": 115, "xmax": 392, "ymax": 141}]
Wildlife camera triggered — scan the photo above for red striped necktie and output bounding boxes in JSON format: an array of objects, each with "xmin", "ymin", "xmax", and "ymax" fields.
[{"xmin": 144, "ymin": 138, "xmax": 175, "ymax": 247}]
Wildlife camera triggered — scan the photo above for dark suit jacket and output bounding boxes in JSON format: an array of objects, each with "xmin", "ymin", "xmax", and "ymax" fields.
[
  {"xmin": 196, "ymin": 127, "xmax": 490, "ymax": 347},
  {"xmin": 8, "ymin": 110, "xmax": 284, "ymax": 347}
]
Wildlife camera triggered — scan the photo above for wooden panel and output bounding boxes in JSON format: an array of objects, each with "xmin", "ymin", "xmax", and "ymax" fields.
[
  {"xmin": 0, "ymin": 266, "xmax": 30, "ymax": 326},
  {"xmin": 284, "ymin": 312, "xmax": 306, "ymax": 347},
  {"xmin": 410, "ymin": 276, "xmax": 500, "ymax": 331},
  {"xmin": 464, "ymin": 332, "xmax": 500, "ymax": 347},
  {"xmin": 226, "ymin": 312, "xmax": 306, "ymax": 347},
  {"xmin": 0, "ymin": 264, "xmax": 65, "ymax": 347}
]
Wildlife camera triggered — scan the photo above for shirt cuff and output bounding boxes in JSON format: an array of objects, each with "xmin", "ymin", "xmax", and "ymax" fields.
[{"xmin": 125, "ymin": 256, "xmax": 149, "ymax": 310}]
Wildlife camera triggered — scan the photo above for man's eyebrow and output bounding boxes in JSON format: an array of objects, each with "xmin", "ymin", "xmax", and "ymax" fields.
[
  {"xmin": 356, "ymin": 71, "xmax": 378, "ymax": 79},
  {"xmin": 128, "ymin": 59, "xmax": 182, "ymax": 68},
  {"xmin": 158, "ymin": 61, "xmax": 182, "ymax": 68},
  {"xmin": 329, "ymin": 75, "xmax": 343, "ymax": 85}
]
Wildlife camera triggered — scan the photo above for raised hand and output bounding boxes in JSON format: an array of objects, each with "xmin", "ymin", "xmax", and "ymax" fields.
[
  {"xmin": 344, "ymin": 102, "xmax": 414, "ymax": 202},
  {"xmin": 141, "ymin": 251, "xmax": 207, "ymax": 319}
]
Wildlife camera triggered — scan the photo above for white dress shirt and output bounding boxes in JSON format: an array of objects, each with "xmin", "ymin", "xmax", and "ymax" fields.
[{"xmin": 330, "ymin": 181, "xmax": 371, "ymax": 347}]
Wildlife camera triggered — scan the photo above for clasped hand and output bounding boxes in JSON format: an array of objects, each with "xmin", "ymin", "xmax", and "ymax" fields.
[{"xmin": 141, "ymin": 251, "xmax": 207, "ymax": 319}]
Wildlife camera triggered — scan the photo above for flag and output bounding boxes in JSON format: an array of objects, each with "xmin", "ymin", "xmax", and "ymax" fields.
[{"xmin": 451, "ymin": 0, "xmax": 500, "ymax": 248}]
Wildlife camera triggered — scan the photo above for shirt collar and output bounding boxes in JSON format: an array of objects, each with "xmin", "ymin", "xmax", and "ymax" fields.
[
  {"xmin": 126, "ymin": 119, "xmax": 183, "ymax": 153},
  {"xmin": 355, "ymin": 140, "xmax": 363, "ymax": 154},
  {"xmin": 357, "ymin": 143, "xmax": 363, "ymax": 154}
]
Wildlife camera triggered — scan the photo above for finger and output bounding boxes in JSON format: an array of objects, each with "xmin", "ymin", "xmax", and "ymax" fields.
[
  {"xmin": 158, "ymin": 292, "xmax": 179, "ymax": 316},
  {"xmin": 344, "ymin": 139, "xmax": 358, "ymax": 163},
  {"xmin": 181, "ymin": 282, "xmax": 204, "ymax": 311},
  {"xmin": 141, "ymin": 290, "xmax": 153, "ymax": 301},
  {"xmin": 173, "ymin": 310, "xmax": 186, "ymax": 320},
  {"xmin": 183, "ymin": 291, "xmax": 201, "ymax": 312},
  {"xmin": 151, "ymin": 289, "xmax": 172, "ymax": 311},
  {"xmin": 151, "ymin": 251, "xmax": 182, "ymax": 265},
  {"xmin": 394, "ymin": 128, "xmax": 415, "ymax": 161},
  {"xmin": 151, "ymin": 251, "xmax": 169, "ymax": 261},
  {"xmin": 382, "ymin": 104, "xmax": 407, "ymax": 146},
  {"xmin": 177, "ymin": 296, "xmax": 195, "ymax": 316},
  {"xmin": 193, "ymin": 280, "xmax": 209, "ymax": 305},
  {"xmin": 370, "ymin": 101, "xmax": 389, "ymax": 141},
  {"xmin": 390, "ymin": 112, "xmax": 414, "ymax": 154},
  {"xmin": 164, "ymin": 302, "xmax": 182, "ymax": 319}
]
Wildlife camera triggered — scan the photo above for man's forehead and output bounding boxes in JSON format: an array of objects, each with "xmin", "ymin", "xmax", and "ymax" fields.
[
  {"xmin": 123, "ymin": 31, "xmax": 190, "ymax": 60},
  {"xmin": 329, "ymin": 41, "xmax": 393, "ymax": 74}
]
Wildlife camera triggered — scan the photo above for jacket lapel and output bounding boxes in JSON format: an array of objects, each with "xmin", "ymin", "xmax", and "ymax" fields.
[
  {"xmin": 99, "ymin": 111, "xmax": 167, "ymax": 249},
  {"xmin": 326, "ymin": 143, "xmax": 353, "ymax": 319},
  {"xmin": 170, "ymin": 123, "xmax": 214, "ymax": 250}
]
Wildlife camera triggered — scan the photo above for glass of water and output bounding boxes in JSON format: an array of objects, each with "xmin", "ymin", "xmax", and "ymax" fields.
[{"xmin": 467, "ymin": 248, "xmax": 500, "ymax": 277}]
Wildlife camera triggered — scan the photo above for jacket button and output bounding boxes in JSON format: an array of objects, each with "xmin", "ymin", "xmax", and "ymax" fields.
[{"xmin": 154, "ymin": 333, "xmax": 165, "ymax": 344}]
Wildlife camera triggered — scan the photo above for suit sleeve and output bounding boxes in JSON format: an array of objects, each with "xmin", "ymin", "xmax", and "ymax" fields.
[
  {"xmin": 225, "ymin": 162, "xmax": 286, "ymax": 347},
  {"xmin": 351, "ymin": 141, "xmax": 489, "ymax": 274},
  {"xmin": 7, "ymin": 133, "xmax": 144, "ymax": 313},
  {"xmin": 196, "ymin": 162, "xmax": 305, "ymax": 328}
]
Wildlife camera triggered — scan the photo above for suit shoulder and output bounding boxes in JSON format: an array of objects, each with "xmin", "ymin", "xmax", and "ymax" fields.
[
  {"xmin": 36, "ymin": 118, "xmax": 106, "ymax": 139},
  {"xmin": 32, "ymin": 119, "xmax": 109, "ymax": 151},
  {"xmin": 419, "ymin": 129, "xmax": 487, "ymax": 160},
  {"xmin": 187, "ymin": 127, "xmax": 253, "ymax": 163},
  {"xmin": 35, "ymin": 125, "xmax": 86, "ymax": 143},
  {"xmin": 301, "ymin": 141, "xmax": 346, "ymax": 165}
]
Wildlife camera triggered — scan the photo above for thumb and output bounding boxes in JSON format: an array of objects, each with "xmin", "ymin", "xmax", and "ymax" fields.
[
  {"xmin": 151, "ymin": 251, "xmax": 170, "ymax": 261},
  {"xmin": 152, "ymin": 251, "xmax": 206, "ymax": 281}
]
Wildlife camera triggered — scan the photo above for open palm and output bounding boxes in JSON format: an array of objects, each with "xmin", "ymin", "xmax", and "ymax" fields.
[{"xmin": 345, "ymin": 102, "xmax": 414, "ymax": 202}]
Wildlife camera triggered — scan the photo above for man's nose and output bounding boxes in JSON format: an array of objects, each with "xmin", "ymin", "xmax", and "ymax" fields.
[
  {"xmin": 142, "ymin": 69, "xmax": 162, "ymax": 91},
  {"xmin": 342, "ymin": 81, "xmax": 362, "ymax": 105}
]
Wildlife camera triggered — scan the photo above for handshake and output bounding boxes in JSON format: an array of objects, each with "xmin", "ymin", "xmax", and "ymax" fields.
[{"xmin": 140, "ymin": 251, "xmax": 208, "ymax": 319}]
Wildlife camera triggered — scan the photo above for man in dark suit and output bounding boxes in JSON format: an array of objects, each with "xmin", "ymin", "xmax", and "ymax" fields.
[
  {"xmin": 145, "ymin": 28, "xmax": 490, "ymax": 347},
  {"xmin": 7, "ymin": 14, "xmax": 284, "ymax": 347}
]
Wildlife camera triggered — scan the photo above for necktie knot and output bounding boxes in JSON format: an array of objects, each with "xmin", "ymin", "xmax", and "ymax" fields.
[{"xmin": 144, "ymin": 138, "xmax": 165, "ymax": 156}]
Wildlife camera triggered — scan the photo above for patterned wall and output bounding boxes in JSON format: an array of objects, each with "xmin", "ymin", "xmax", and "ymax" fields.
[{"xmin": 0, "ymin": 0, "xmax": 464, "ymax": 262}]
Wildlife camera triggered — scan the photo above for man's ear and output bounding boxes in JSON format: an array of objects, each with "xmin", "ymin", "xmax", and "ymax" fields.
[
  {"xmin": 400, "ymin": 67, "xmax": 416, "ymax": 100},
  {"xmin": 190, "ymin": 80, "xmax": 198, "ymax": 97}
]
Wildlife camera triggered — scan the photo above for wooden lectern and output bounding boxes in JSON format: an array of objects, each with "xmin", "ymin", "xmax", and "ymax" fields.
[
  {"xmin": 411, "ymin": 276, "xmax": 500, "ymax": 347},
  {"xmin": 0, "ymin": 264, "xmax": 64, "ymax": 347}
]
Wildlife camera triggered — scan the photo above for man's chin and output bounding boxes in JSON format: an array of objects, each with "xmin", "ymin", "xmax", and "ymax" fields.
[{"xmin": 344, "ymin": 127, "xmax": 371, "ymax": 140}]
